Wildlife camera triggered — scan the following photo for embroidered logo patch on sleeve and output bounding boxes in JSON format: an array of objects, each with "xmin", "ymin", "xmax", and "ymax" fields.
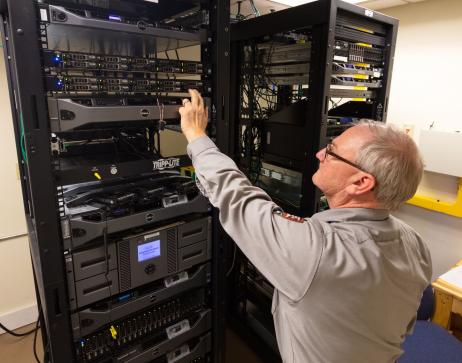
[{"xmin": 281, "ymin": 212, "xmax": 305, "ymax": 223}]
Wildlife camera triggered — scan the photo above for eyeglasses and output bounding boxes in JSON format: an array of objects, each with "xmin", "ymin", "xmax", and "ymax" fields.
[{"xmin": 323, "ymin": 142, "xmax": 370, "ymax": 174}]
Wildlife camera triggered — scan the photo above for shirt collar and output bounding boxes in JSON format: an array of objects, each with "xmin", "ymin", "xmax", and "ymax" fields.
[{"xmin": 312, "ymin": 208, "xmax": 390, "ymax": 223}]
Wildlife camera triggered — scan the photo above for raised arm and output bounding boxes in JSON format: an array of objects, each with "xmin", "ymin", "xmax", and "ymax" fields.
[{"xmin": 179, "ymin": 90, "xmax": 323, "ymax": 301}]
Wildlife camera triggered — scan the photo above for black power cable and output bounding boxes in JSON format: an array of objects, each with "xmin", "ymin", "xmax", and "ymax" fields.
[
  {"xmin": 0, "ymin": 320, "xmax": 39, "ymax": 337},
  {"xmin": 0, "ymin": 318, "xmax": 41, "ymax": 362},
  {"xmin": 32, "ymin": 318, "xmax": 41, "ymax": 363}
]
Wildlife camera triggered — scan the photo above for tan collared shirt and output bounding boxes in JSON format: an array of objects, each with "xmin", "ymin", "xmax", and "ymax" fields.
[{"xmin": 187, "ymin": 136, "xmax": 432, "ymax": 363}]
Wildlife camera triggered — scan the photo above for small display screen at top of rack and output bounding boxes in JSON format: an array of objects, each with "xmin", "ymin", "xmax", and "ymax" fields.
[{"xmin": 137, "ymin": 239, "xmax": 161, "ymax": 262}]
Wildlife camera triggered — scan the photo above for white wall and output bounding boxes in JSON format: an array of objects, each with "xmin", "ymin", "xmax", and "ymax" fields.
[
  {"xmin": 0, "ymin": 44, "xmax": 37, "ymax": 332},
  {"xmin": 382, "ymin": 0, "xmax": 462, "ymax": 278}
]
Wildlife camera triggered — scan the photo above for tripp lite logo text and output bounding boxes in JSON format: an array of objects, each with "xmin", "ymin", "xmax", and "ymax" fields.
[{"xmin": 153, "ymin": 158, "xmax": 180, "ymax": 170}]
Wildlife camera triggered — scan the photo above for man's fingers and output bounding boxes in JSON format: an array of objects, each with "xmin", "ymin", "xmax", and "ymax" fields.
[
  {"xmin": 188, "ymin": 89, "xmax": 199, "ymax": 107},
  {"xmin": 197, "ymin": 90, "xmax": 204, "ymax": 111},
  {"xmin": 189, "ymin": 89, "xmax": 204, "ymax": 109}
]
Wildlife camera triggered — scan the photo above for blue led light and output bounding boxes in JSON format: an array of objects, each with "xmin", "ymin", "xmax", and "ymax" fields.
[
  {"xmin": 53, "ymin": 55, "xmax": 62, "ymax": 64},
  {"xmin": 108, "ymin": 14, "xmax": 122, "ymax": 22},
  {"xmin": 117, "ymin": 293, "xmax": 132, "ymax": 302}
]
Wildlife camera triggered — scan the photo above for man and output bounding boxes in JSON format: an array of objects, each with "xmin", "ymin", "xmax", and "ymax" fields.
[{"xmin": 179, "ymin": 89, "xmax": 432, "ymax": 363}]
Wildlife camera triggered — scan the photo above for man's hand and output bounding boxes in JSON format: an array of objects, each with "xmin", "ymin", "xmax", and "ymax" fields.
[{"xmin": 179, "ymin": 89, "xmax": 208, "ymax": 143}]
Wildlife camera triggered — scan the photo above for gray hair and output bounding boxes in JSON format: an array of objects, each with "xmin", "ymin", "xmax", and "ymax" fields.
[{"xmin": 355, "ymin": 121, "xmax": 424, "ymax": 210}]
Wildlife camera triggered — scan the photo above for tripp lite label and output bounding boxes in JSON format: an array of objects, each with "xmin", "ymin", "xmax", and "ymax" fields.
[{"xmin": 152, "ymin": 158, "xmax": 180, "ymax": 170}]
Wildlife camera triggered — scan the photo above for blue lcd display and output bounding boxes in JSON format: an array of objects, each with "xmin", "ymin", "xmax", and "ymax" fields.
[{"xmin": 137, "ymin": 240, "xmax": 161, "ymax": 262}]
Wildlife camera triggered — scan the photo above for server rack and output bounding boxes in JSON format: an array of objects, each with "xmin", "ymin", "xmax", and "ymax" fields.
[
  {"xmin": 1, "ymin": 0, "xmax": 229, "ymax": 362},
  {"xmin": 227, "ymin": 1, "xmax": 398, "ymax": 361}
]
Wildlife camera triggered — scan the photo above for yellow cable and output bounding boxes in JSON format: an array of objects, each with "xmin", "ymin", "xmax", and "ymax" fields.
[{"xmin": 110, "ymin": 325, "xmax": 117, "ymax": 340}]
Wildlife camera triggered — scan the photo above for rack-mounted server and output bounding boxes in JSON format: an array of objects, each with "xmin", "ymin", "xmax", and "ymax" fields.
[
  {"xmin": 227, "ymin": 1, "xmax": 398, "ymax": 361},
  {"xmin": 1, "ymin": 0, "xmax": 229, "ymax": 362}
]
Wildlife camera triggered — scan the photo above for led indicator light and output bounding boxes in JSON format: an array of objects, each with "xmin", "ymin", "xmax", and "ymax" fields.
[{"xmin": 108, "ymin": 15, "xmax": 122, "ymax": 22}]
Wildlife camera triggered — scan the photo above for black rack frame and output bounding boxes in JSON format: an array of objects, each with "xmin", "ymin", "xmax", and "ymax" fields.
[
  {"xmin": 229, "ymin": 0, "xmax": 398, "ymax": 218},
  {"xmin": 0, "ymin": 0, "xmax": 229, "ymax": 361},
  {"xmin": 227, "ymin": 1, "xmax": 398, "ymax": 361}
]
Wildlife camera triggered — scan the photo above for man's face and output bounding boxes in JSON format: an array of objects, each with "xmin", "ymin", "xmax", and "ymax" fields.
[{"xmin": 312, "ymin": 125, "xmax": 373, "ymax": 197}]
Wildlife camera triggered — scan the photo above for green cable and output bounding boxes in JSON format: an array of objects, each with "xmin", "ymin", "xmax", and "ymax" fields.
[{"xmin": 19, "ymin": 112, "xmax": 28, "ymax": 163}]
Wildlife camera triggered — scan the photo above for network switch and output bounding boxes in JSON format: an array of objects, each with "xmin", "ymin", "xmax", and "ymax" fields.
[
  {"xmin": 334, "ymin": 40, "xmax": 384, "ymax": 65},
  {"xmin": 265, "ymin": 75, "xmax": 310, "ymax": 86},
  {"xmin": 329, "ymin": 88, "xmax": 377, "ymax": 99},
  {"xmin": 266, "ymin": 63, "xmax": 310, "ymax": 75},
  {"xmin": 332, "ymin": 63, "xmax": 383, "ymax": 78},
  {"xmin": 331, "ymin": 76, "xmax": 382, "ymax": 88}
]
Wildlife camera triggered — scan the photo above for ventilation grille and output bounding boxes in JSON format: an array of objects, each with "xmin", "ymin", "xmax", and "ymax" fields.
[
  {"xmin": 167, "ymin": 229, "xmax": 177, "ymax": 273},
  {"xmin": 119, "ymin": 240, "xmax": 131, "ymax": 291}
]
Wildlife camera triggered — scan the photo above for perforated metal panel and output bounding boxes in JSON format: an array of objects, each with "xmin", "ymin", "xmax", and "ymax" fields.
[
  {"xmin": 119, "ymin": 239, "xmax": 131, "ymax": 291},
  {"xmin": 167, "ymin": 228, "xmax": 177, "ymax": 273}
]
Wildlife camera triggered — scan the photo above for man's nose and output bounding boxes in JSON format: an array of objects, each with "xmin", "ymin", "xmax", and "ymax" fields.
[{"xmin": 316, "ymin": 148, "xmax": 326, "ymax": 161}]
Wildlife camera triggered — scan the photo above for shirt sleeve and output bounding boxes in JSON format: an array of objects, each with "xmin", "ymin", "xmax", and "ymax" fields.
[{"xmin": 187, "ymin": 136, "xmax": 324, "ymax": 301}]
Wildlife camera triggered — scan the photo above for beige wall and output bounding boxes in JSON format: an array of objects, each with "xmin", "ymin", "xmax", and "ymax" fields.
[
  {"xmin": 0, "ymin": 44, "xmax": 37, "ymax": 330},
  {"xmin": 382, "ymin": 0, "xmax": 462, "ymax": 278}
]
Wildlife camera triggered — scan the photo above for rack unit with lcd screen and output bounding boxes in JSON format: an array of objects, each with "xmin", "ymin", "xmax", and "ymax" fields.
[
  {"xmin": 1, "ymin": 0, "xmax": 229, "ymax": 362},
  {"xmin": 227, "ymin": 1, "xmax": 397, "ymax": 361}
]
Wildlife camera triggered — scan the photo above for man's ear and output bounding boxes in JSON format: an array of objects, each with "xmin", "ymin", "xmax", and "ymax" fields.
[{"xmin": 345, "ymin": 173, "xmax": 376, "ymax": 196}]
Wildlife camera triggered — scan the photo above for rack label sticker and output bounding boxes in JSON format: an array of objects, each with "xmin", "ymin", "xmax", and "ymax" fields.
[
  {"xmin": 334, "ymin": 55, "xmax": 348, "ymax": 62},
  {"xmin": 164, "ymin": 271, "xmax": 189, "ymax": 288},
  {"xmin": 167, "ymin": 344, "xmax": 191, "ymax": 363},
  {"xmin": 144, "ymin": 231, "xmax": 160, "ymax": 240},
  {"xmin": 40, "ymin": 8, "xmax": 49, "ymax": 22},
  {"xmin": 153, "ymin": 158, "xmax": 180, "ymax": 170},
  {"xmin": 166, "ymin": 320, "xmax": 190, "ymax": 339},
  {"xmin": 365, "ymin": 9, "xmax": 374, "ymax": 18}
]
